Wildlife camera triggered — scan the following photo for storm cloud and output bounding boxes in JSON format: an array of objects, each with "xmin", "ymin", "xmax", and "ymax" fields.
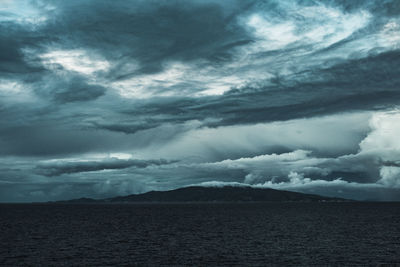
[
  {"xmin": 35, "ymin": 158, "xmax": 175, "ymax": 177},
  {"xmin": 1, "ymin": 0, "xmax": 400, "ymax": 201}
]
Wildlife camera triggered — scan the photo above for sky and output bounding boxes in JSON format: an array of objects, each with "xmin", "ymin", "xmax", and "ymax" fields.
[{"xmin": 1, "ymin": 0, "xmax": 400, "ymax": 202}]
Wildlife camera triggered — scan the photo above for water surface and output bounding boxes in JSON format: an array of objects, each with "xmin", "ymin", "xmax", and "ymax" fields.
[{"xmin": 1, "ymin": 202, "xmax": 399, "ymax": 266}]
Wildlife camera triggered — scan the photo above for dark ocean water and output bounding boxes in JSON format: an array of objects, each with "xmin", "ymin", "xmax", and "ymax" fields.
[{"xmin": 1, "ymin": 202, "xmax": 399, "ymax": 266}]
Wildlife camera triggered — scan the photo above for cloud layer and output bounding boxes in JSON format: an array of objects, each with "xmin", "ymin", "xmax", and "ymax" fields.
[{"xmin": 1, "ymin": 0, "xmax": 400, "ymax": 201}]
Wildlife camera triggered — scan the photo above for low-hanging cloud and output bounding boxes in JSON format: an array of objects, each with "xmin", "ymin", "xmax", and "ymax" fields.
[{"xmin": 36, "ymin": 158, "xmax": 176, "ymax": 177}]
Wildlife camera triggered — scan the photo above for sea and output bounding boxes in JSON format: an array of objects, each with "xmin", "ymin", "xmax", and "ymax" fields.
[{"xmin": 1, "ymin": 202, "xmax": 399, "ymax": 266}]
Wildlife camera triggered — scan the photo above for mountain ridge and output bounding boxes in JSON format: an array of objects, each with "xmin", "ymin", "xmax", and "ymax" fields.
[{"xmin": 54, "ymin": 186, "xmax": 350, "ymax": 203}]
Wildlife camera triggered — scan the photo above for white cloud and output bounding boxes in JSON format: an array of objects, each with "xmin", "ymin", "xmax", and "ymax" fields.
[
  {"xmin": 378, "ymin": 166, "xmax": 400, "ymax": 188},
  {"xmin": 189, "ymin": 181, "xmax": 251, "ymax": 188},
  {"xmin": 257, "ymin": 171, "xmax": 349, "ymax": 189},
  {"xmin": 207, "ymin": 150, "xmax": 312, "ymax": 169},
  {"xmin": 0, "ymin": 80, "xmax": 24, "ymax": 94},
  {"xmin": 246, "ymin": 14, "xmax": 298, "ymax": 50},
  {"xmin": 0, "ymin": 79, "xmax": 36, "ymax": 102},
  {"xmin": 40, "ymin": 49, "xmax": 110, "ymax": 75},
  {"xmin": 112, "ymin": 61, "xmax": 249, "ymax": 98},
  {"xmin": 243, "ymin": 4, "xmax": 370, "ymax": 52},
  {"xmin": 379, "ymin": 20, "xmax": 400, "ymax": 49},
  {"xmin": 0, "ymin": 0, "xmax": 51, "ymax": 25},
  {"xmin": 360, "ymin": 110, "xmax": 400, "ymax": 150},
  {"xmin": 192, "ymin": 175, "xmax": 383, "ymax": 191},
  {"xmin": 112, "ymin": 62, "xmax": 188, "ymax": 98},
  {"xmin": 226, "ymin": 3, "xmax": 373, "ymax": 82}
]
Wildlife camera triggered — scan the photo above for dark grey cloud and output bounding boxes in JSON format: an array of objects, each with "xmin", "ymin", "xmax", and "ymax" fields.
[
  {"xmin": 35, "ymin": 158, "xmax": 176, "ymax": 177},
  {"xmin": 329, "ymin": 0, "xmax": 400, "ymax": 17},
  {"xmin": 0, "ymin": 24, "xmax": 45, "ymax": 76},
  {"xmin": 37, "ymin": 75, "xmax": 107, "ymax": 103},
  {"xmin": 94, "ymin": 50, "xmax": 400, "ymax": 135},
  {"xmin": 40, "ymin": 0, "xmax": 253, "ymax": 76}
]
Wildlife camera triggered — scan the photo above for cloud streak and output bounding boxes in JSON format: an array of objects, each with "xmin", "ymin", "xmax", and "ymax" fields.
[{"xmin": 36, "ymin": 158, "xmax": 176, "ymax": 177}]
